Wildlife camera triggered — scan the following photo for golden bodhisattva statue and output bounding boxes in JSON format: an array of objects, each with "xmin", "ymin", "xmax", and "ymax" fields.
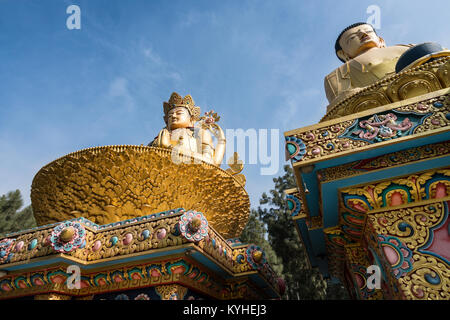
[
  {"xmin": 325, "ymin": 22, "xmax": 413, "ymax": 109},
  {"xmin": 150, "ymin": 92, "xmax": 226, "ymax": 166}
]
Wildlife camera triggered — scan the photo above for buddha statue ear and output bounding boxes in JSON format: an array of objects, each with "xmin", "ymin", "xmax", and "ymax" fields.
[{"xmin": 337, "ymin": 49, "xmax": 350, "ymax": 62}]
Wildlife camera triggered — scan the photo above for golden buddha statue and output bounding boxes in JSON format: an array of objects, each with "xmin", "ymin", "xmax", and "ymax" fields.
[
  {"xmin": 324, "ymin": 22, "xmax": 413, "ymax": 109},
  {"xmin": 150, "ymin": 92, "xmax": 226, "ymax": 166}
]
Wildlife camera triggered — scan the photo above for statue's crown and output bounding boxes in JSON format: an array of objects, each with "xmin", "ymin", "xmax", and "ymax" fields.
[{"xmin": 163, "ymin": 92, "xmax": 201, "ymax": 124}]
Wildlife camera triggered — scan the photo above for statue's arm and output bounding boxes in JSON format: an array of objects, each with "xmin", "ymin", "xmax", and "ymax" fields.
[
  {"xmin": 199, "ymin": 127, "xmax": 225, "ymax": 166},
  {"xmin": 197, "ymin": 129, "xmax": 213, "ymax": 163},
  {"xmin": 324, "ymin": 72, "xmax": 339, "ymax": 104},
  {"xmin": 212, "ymin": 126, "xmax": 226, "ymax": 166},
  {"xmin": 324, "ymin": 67, "xmax": 360, "ymax": 110}
]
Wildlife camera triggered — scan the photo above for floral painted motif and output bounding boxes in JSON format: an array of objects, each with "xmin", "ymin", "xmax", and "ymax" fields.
[
  {"xmin": 286, "ymin": 194, "xmax": 301, "ymax": 217},
  {"xmin": 115, "ymin": 294, "xmax": 129, "ymax": 300},
  {"xmin": 378, "ymin": 235, "xmax": 414, "ymax": 279},
  {"xmin": 50, "ymin": 221, "xmax": 86, "ymax": 253},
  {"xmin": 286, "ymin": 136, "xmax": 306, "ymax": 162},
  {"xmin": 285, "ymin": 136, "xmax": 307, "ymax": 162},
  {"xmin": 200, "ymin": 110, "xmax": 220, "ymax": 126},
  {"xmin": 235, "ymin": 253, "xmax": 245, "ymax": 264},
  {"xmin": 179, "ymin": 211, "xmax": 208, "ymax": 242},
  {"xmin": 0, "ymin": 238, "xmax": 15, "ymax": 264},
  {"xmin": 246, "ymin": 244, "xmax": 266, "ymax": 270}
]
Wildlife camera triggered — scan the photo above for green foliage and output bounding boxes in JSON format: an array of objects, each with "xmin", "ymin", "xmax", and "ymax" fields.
[
  {"xmin": 240, "ymin": 209, "xmax": 283, "ymax": 276},
  {"xmin": 257, "ymin": 165, "xmax": 327, "ymax": 299},
  {"xmin": 241, "ymin": 165, "xmax": 350, "ymax": 299},
  {"xmin": 0, "ymin": 190, "xmax": 37, "ymax": 237},
  {"xmin": 325, "ymin": 279, "xmax": 350, "ymax": 299}
]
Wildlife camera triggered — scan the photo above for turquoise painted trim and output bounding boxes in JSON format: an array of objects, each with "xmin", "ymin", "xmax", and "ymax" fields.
[
  {"xmin": 380, "ymin": 184, "xmax": 412, "ymax": 206},
  {"xmin": 3, "ymin": 257, "xmax": 75, "ymax": 272},
  {"xmin": 225, "ymin": 238, "xmax": 243, "ymax": 247},
  {"xmin": 342, "ymin": 194, "xmax": 373, "ymax": 212},
  {"xmin": 294, "ymin": 220, "xmax": 330, "ymax": 278},
  {"xmin": 2, "ymin": 208, "xmax": 186, "ymax": 238},
  {"xmin": 310, "ymin": 126, "xmax": 449, "ymax": 172},
  {"xmin": 189, "ymin": 251, "xmax": 233, "ymax": 279},
  {"xmin": 423, "ymin": 174, "xmax": 450, "ymax": 199},
  {"xmin": 81, "ymin": 248, "xmax": 188, "ymax": 270},
  {"xmin": 295, "ymin": 219, "xmax": 318, "ymax": 267},
  {"xmin": 3, "ymin": 248, "xmax": 188, "ymax": 272},
  {"xmin": 300, "ymin": 131, "xmax": 450, "ymax": 219},
  {"xmin": 303, "ymin": 177, "xmax": 320, "ymax": 218},
  {"xmin": 322, "ymin": 155, "xmax": 450, "ymax": 228}
]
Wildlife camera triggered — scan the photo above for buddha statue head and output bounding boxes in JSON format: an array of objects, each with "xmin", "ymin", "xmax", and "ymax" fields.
[
  {"xmin": 335, "ymin": 22, "xmax": 386, "ymax": 62},
  {"xmin": 163, "ymin": 92, "xmax": 201, "ymax": 130},
  {"xmin": 153, "ymin": 91, "xmax": 227, "ymax": 166}
]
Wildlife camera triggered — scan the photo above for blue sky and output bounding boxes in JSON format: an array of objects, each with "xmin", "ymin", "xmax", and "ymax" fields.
[{"xmin": 0, "ymin": 0, "xmax": 449, "ymax": 211}]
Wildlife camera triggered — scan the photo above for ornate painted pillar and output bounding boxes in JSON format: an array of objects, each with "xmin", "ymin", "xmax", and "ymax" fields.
[
  {"xmin": 364, "ymin": 198, "xmax": 450, "ymax": 299},
  {"xmin": 344, "ymin": 244, "xmax": 384, "ymax": 300},
  {"xmin": 155, "ymin": 284, "xmax": 188, "ymax": 300}
]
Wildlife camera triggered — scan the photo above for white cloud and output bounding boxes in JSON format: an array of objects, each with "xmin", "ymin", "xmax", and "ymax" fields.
[
  {"xmin": 143, "ymin": 47, "xmax": 162, "ymax": 65},
  {"xmin": 168, "ymin": 72, "xmax": 182, "ymax": 82}
]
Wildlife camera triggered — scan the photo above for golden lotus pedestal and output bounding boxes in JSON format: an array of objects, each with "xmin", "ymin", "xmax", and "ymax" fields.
[
  {"xmin": 0, "ymin": 145, "xmax": 283, "ymax": 300},
  {"xmin": 31, "ymin": 145, "xmax": 249, "ymax": 239}
]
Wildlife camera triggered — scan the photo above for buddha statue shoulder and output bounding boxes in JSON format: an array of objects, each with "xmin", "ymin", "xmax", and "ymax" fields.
[
  {"xmin": 149, "ymin": 92, "xmax": 226, "ymax": 166},
  {"xmin": 324, "ymin": 22, "xmax": 414, "ymax": 110}
]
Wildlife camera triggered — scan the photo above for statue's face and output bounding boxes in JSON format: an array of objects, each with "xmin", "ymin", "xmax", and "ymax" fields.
[
  {"xmin": 339, "ymin": 24, "xmax": 383, "ymax": 59},
  {"xmin": 167, "ymin": 107, "xmax": 193, "ymax": 130}
]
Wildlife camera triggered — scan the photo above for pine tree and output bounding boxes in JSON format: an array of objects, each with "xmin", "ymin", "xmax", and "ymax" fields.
[
  {"xmin": 0, "ymin": 190, "xmax": 37, "ymax": 237},
  {"xmin": 240, "ymin": 209, "xmax": 283, "ymax": 276}
]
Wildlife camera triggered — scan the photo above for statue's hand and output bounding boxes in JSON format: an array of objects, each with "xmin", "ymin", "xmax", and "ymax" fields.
[
  {"xmin": 160, "ymin": 129, "xmax": 171, "ymax": 148},
  {"xmin": 215, "ymin": 124, "xmax": 226, "ymax": 140},
  {"xmin": 211, "ymin": 124, "xmax": 226, "ymax": 166},
  {"xmin": 151, "ymin": 128, "xmax": 171, "ymax": 148}
]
